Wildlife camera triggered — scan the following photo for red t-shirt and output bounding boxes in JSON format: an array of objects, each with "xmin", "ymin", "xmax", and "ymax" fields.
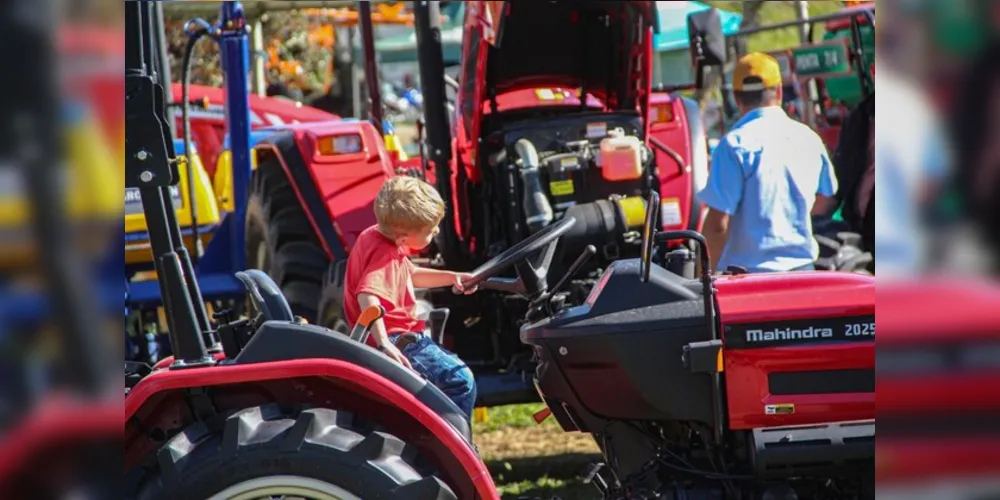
[{"xmin": 344, "ymin": 226, "xmax": 425, "ymax": 339}]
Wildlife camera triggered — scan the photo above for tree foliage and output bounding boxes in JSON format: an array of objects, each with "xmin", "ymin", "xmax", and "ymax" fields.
[{"xmin": 164, "ymin": 10, "xmax": 334, "ymax": 96}]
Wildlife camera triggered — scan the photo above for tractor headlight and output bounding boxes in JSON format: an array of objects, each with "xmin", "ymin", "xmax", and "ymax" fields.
[{"xmin": 317, "ymin": 134, "xmax": 363, "ymax": 157}]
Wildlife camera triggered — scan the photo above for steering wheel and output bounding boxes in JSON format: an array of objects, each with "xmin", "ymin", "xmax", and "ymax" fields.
[
  {"xmin": 460, "ymin": 216, "xmax": 577, "ymax": 299},
  {"xmin": 235, "ymin": 270, "xmax": 295, "ymax": 322},
  {"xmin": 640, "ymin": 191, "xmax": 660, "ymax": 283}
]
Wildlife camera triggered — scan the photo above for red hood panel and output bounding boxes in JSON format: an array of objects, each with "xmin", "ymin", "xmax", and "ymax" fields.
[
  {"xmin": 170, "ymin": 83, "xmax": 338, "ymax": 125},
  {"xmin": 480, "ymin": 1, "xmax": 656, "ymax": 108},
  {"xmin": 715, "ymin": 272, "xmax": 874, "ymax": 325}
]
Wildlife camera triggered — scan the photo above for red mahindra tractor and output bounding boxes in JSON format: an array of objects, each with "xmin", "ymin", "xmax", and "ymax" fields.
[{"xmin": 246, "ymin": 0, "xmax": 709, "ymax": 407}]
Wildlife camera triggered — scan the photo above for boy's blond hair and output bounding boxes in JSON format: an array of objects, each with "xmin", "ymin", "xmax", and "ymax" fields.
[{"xmin": 374, "ymin": 176, "xmax": 446, "ymax": 238}]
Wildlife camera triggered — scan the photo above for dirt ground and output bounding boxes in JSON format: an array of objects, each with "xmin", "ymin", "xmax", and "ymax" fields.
[{"xmin": 474, "ymin": 404, "xmax": 603, "ymax": 499}]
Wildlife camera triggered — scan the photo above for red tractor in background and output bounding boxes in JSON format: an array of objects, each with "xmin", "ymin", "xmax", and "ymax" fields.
[
  {"xmin": 168, "ymin": 82, "xmax": 338, "ymax": 179},
  {"xmin": 247, "ymin": 0, "xmax": 707, "ymax": 407}
]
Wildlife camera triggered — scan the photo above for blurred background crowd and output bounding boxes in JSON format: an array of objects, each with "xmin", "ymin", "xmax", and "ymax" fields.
[{"xmin": 0, "ymin": 0, "xmax": 994, "ymax": 498}]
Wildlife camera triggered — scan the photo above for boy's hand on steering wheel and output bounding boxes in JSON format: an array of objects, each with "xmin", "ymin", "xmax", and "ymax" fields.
[{"xmin": 453, "ymin": 273, "xmax": 478, "ymax": 295}]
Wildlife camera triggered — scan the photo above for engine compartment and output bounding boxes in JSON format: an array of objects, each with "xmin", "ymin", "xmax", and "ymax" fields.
[
  {"xmin": 432, "ymin": 109, "xmax": 663, "ymax": 404},
  {"xmin": 476, "ymin": 110, "xmax": 656, "ymax": 269}
]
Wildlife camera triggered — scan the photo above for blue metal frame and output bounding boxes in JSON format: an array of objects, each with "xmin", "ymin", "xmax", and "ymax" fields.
[
  {"xmin": 126, "ymin": 2, "xmax": 258, "ymax": 311},
  {"xmin": 219, "ymin": 1, "xmax": 252, "ymax": 275}
]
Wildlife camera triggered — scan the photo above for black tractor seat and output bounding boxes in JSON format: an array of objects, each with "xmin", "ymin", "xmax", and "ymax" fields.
[{"xmin": 233, "ymin": 321, "xmax": 473, "ymax": 444}]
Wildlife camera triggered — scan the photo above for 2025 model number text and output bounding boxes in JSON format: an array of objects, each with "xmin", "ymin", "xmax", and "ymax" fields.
[{"xmin": 845, "ymin": 322, "xmax": 875, "ymax": 337}]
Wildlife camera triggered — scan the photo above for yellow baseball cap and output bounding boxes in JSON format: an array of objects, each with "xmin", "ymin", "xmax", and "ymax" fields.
[{"xmin": 733, "ymin": 52, "xmax": 783, "ymax": 92}]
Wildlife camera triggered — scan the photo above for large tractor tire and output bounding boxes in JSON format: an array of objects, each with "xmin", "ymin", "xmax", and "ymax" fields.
[
  {"xmin": 317, "ymin": 272, "xmax": 350, "ymax": 333},
  {"xmin": 132, "ymin": 404, "xmax": 456, "ymax": 500},
  {"xmin": 246, "ymin": 161, "xmax": 329, "ymax": 321}
]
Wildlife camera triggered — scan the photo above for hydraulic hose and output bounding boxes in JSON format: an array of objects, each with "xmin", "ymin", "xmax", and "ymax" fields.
[{"xmin": 181, "ymin": 20, "xmax": 214, "ymax": 263}]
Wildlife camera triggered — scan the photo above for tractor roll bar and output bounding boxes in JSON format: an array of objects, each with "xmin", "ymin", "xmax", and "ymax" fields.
[
  {"xmin": 127, "ymin": 0, "xmax": 213, "ymax": 367},
  {"xmin": 129, "ymin": 0, "xmax": 261, "ymax": 367},
  {"xmin": 850, "ymin": 10, "xmax": 875, "ymax": 98},
  {"xmin": 357, "ymin": 1, "xmax": 385, "ymax": 130},
  {"xmin": 731, "ymin": 5, "xmax": 874, "ymax": 38},
  {"xmin": 218, "ymin": 1, "xmax": 254, "ymax": 275},
  {"xmin": 413, "ymin": 1, "xmax": 463, "ymax": 266}
]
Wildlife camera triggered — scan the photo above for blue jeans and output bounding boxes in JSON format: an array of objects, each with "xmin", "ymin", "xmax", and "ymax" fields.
[{"xmin": 390, "ymin": 333, "xmax": 477, "ymax": 419}]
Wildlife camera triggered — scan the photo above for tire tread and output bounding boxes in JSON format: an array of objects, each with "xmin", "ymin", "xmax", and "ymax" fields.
[
  {"xmin": 246, "ymin": 160, "xmax": 332, "ymax": 323},
  {"xmin": 135, "ymin": 404, "xmax": 456, "ymax": 500}
]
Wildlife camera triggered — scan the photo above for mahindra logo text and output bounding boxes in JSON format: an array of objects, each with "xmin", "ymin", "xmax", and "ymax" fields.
[{"xmin": 746, "ymin": 326, "xmax": 834, "ymax": 343}]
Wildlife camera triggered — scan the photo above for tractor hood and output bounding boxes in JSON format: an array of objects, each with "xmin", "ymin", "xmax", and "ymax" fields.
[{"xmin": 482, "ymin": 1, "xmax": 658, "ymax": 109}]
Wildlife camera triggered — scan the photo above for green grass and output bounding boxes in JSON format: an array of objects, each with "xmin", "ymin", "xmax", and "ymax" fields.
[
  {"xmin": 474, "ymin": 404, "xmax": 603, "ymax": 499},
  {"xmin": 474, "ymin": 403, "xmax": 556, "ymax": 433},
  {"xmin": 497, "ymin": 476, "xmax": 601, "ymax": 500}
]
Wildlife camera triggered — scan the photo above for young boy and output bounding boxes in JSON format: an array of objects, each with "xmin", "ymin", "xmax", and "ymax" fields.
[{"xmin": 343, "ymin": 176, "xmax": 478, "ymax": 418}]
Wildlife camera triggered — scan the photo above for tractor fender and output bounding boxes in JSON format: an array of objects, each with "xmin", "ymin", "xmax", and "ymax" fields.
[
  {"xmin": 0, "ymin": 400, "xmax": 119, "ymax": 494},
  {"xmin": 252, "ymin": 134, "xmax": 343, "ymax": 262},
  {"xmin": 125, "ymin": 358, "xmax": 498, "ymax": 500},
  {"xmin": 648, "ymin": 94, "xmax": 700, "ymax": 232}
]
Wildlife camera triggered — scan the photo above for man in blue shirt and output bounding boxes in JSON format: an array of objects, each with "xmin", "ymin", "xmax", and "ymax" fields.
[{"xmin": 698, "ymin": 53, "xmax": 838, "ymax": 273}]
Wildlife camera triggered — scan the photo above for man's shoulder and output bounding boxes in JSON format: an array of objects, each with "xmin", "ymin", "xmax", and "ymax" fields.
[
  {"xmin": 720, "ymin": 124, "xmax": 762, "ymax": 153},
  {"xmin": 779, "ymin": 116, "xmax": 828, "ymax": 151}
]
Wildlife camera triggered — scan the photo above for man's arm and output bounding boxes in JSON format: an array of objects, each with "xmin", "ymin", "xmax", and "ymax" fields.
[
  {"xmin": 814, "ymin": 144, "xmax": 840, "ymax": 215},
  {"xmin": 357, "ymin": 292, "xmax": 412, "ymax": 369},
  {"xmin": 697, "ymin": 141, "xmax": 745, "ymax": 271},
  {"xmin": 702, "ymin": 209, "xmax": 731, "ymax": 272}
]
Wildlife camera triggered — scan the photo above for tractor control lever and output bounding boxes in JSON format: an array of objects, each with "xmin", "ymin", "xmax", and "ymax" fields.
[
  {"xmin": 349, "ymin": 304, "xmax": 386, "ymax": 344},
  {"xmin": 528, "ymin": 245, "xmax": 596, "ymax": 318},
  {"xmin": 547, "ymin": 245, "xmax": 596, "ymax": 302}
]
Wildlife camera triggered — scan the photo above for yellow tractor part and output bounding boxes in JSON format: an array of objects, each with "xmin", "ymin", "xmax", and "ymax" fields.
[
  {"xmin": 0, "ymin": 111, "xmax": 120, "ymax": 270},
  {"xmin": 615, "ymin": 196, "xmax": 648, "ymax": 229},
  {"xmin": 124, "ymin": 148, "xmax": 221, "ymax": 266},
  {"xmin": 383, "ymin": 132, "xmax": 409, "ymax": 162},
  {"xmin": 212, "ymin": 147, "xmax": 260, "ymax": 214}
]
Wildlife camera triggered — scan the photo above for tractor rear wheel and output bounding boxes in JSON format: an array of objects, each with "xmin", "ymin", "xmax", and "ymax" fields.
[
  {"xmin": 246, "ymin": 161, "xmax": 329, "ymax": 321},
  {"xmin": 133, "ymin": 404, "xmax": 456, "ymax": 500},
  {"xmin": 317, "ymin": 279, "xmax": 350, "ymax": 333}
]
